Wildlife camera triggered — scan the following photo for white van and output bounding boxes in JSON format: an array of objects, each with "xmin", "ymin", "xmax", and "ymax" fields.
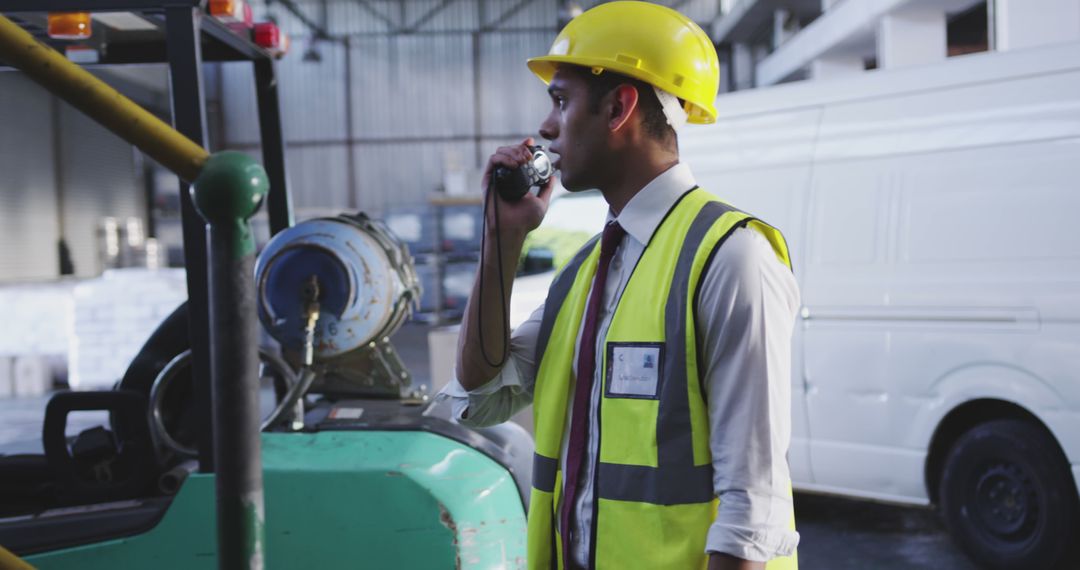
[{"xmin": 679, "ymin": 41, "xmax": 1080, "ymax": 568}]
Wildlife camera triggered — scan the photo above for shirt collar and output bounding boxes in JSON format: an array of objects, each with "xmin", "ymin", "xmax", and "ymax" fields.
[{"xmin": 608, "ymin": 162, "xmax": 697, "ymax": 246}]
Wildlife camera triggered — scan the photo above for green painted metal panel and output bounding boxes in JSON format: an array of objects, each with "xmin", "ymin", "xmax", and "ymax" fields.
[{"xmin": 27, "ymin": 431, "xmax": 527, "ymax": 569}]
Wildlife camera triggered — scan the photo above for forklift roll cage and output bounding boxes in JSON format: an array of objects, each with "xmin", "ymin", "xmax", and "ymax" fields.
[
  {"xmin": 0, "ymin": 5, "xmax": 533, "ymax": 568},
  {"xmin": 0, "ymin": 0, "xmax": 294, "ymax": 473}
]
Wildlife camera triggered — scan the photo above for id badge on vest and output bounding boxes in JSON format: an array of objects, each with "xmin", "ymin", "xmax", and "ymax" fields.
[{"xmin": 605, "ymin": 342, "xmax": 663, "ymax": 399}]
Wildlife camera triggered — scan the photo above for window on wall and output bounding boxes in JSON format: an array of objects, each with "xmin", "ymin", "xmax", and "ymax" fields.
[{"xmin": 948, "ymin": 1, "xmax": 989, "ymax": 56}]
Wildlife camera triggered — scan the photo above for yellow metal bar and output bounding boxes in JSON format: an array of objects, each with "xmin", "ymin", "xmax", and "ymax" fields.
[
  {"xmin": 0, "ymin": 13, "xmax": 208, "ymax": 182},
  {"xmin": 0, "ymin": 544, "xmax": 35, "ymax": 570}
]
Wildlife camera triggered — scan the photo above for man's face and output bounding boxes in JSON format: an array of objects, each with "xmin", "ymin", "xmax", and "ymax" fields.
[{"xmin": 539, "ymin": 67, "xmax": 610, "ymax": 192}]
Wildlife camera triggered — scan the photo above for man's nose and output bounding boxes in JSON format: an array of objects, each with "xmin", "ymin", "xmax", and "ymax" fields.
[{"xmin": 539, "ymin": 113, "xmax": 557, "ymax": 141}]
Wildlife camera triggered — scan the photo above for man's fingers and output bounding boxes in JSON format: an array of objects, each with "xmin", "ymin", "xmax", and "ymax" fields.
[
  {"xmin": 499, "ymin": 144, "xmax": 532, "ymax": 164},
  {"xmin": 535, "ymin": 175, "xmax": 556, "ymax": 205},
  {"xmin": 486, "ymin": 143, "xmax": 536, "ymax": 181},
  {"xmin": 494, "ymin": 147, "xmax": 521, "ymax": 162},
  {"xmin": 489, "ymin": 149, "xmax": 523, "ymax": 171}
]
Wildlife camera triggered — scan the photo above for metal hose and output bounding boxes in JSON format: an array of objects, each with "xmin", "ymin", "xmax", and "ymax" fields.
[{"xmin": 149, "ymin": 347, "xmax": 300, "ymax": 459}]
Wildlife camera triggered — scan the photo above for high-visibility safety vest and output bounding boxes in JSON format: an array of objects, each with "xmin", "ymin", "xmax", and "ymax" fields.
[{"xmin": 527, "ymin": 188, "xmax": 799, "ymax": 570}]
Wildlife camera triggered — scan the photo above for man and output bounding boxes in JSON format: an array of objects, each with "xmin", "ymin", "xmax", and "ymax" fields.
[{"xmin": 443, "ymin": 2, "xmax": 800, "ymax": 569}]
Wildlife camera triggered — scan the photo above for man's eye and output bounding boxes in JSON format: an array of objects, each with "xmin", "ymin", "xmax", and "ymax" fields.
[{"xmin": 557, "ymin": 97, "xmax": 566, "ymax": 109}]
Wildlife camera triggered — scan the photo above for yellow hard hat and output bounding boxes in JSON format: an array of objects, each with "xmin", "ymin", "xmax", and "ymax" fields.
[{"xmin": 527, "ymin": 1, "xmax": 720, "ymax": 125}]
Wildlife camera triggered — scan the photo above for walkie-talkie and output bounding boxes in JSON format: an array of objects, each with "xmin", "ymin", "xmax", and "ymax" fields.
[{"xmin": 492, "ymin": 145, "xmax": 554, "ymax": 202}]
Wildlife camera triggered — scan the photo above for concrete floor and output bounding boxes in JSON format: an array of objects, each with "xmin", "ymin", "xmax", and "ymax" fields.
[
  {"xmin": 0, "ymin": 322, "xmax": 981, "ymax": 569},
  {"xmin": 794, "ymin": 493, "xmax": 976, "ymax": 569}
]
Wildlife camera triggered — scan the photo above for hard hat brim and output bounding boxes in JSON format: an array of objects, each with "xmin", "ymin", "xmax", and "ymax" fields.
[{"xmin": 526, "ymin": 55, "xmax": 717, "ymax": 125}]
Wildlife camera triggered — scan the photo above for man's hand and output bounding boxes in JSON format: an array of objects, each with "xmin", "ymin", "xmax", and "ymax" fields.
[
  {"xmin": 708, "ymin": 553, "xmax": 765, "ymax": 570},
  {"xmin": 455, "ymin": 139, "xmax": 556, "ymax": 392},
  {"xmin": 481, "ymin": 137, "xmax": 556, "ymax": 240}
]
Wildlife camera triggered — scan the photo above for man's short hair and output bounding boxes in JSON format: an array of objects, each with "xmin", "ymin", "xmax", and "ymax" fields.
[{"xmin": 563, "ymin": 65, "xmax": 677, "ymax": 146}]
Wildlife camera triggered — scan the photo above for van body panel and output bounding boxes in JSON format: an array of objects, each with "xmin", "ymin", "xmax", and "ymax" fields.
[
  {"xmin": 702, "ymin": 43, "xmax": 1080, "ymax": 120},
  {"xmin": 681, "ymin": 108, "xmax": 822, "ymax": 485},
  {"xmin": 913, "ymin": 364, "xmax": 1075, "ymax": 448},
  {"xmin": 812, "ymin": 71, "xmax": 1080, "ymax": 162},
  {"xmin": 794, "ymin": 481, "xmax": 930, "ymax": 507},
  {"xmin": 680, "ymin": 42, "xmax": 1080, "ymax": 504},
  {"xmin": 806, "ymin": 440, "xmax": 927, "ymax": 502},
  {"xmin": 801, "ymin": 328, "xmax": 1076, "ymax": 501}
]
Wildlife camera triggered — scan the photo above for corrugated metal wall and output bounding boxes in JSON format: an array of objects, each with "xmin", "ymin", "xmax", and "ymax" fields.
[
  {"xmin": 57, "ymin": 101, "xmax": 144, "ymax": 278},
  {"xmin": 0, "ymin": 0, "xmax": 722, "ymax": 281},
  {"xmin": 0, "ymin": 73, "xmax": 145, "ymax": 282},
  {"xmin": 222, "ymin": 0, "xmax": 721, "ymax": 215},
  {"xmin": 0, "ymin": 75, "xmax": 60, "ymax": 281}
]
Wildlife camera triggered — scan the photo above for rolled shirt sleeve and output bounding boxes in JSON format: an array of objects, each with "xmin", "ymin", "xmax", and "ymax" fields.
[
  {"xmin": 697, "ymin": 228, "xmax": 802, "ymax": 561},
  {"xmin": 436, "ymin": 302, "xmax": 545, "ymax": 428}
]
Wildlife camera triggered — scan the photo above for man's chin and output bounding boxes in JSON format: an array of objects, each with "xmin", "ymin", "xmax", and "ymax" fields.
[{"xmin": 560, "ymin": 173, "xmax": 591, "ymax": 193}]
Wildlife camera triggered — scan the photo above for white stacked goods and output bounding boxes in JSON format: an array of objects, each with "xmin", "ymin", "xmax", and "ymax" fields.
[
  {"xmin": 426, "ymin": 325, "xmax": 459, "ymax": 394},
  {"xmin": 12, "ymin": 355, "xmax": 51, "ymax": 397},
  {"xmin": 0, "ymin": 358, "xmax": 12, "ymax": 398},
  {"xmin": 0, "ymin": 282, "xmax": 76, "ymax": 398},
  {"xmin": 69, "ymin": 268, "xmax": 187, "ymax": 390}
]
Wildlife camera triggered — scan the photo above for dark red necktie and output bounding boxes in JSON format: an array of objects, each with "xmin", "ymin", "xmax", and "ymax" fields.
[{"xmin": 561, "ymin": 221, "xmax": 626, "ymax": 567}]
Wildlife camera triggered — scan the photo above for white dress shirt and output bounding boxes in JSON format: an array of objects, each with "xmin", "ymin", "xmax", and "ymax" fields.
[{"xmin": 440, "ymin": 163, "xmax": 802, "ymax": 564}]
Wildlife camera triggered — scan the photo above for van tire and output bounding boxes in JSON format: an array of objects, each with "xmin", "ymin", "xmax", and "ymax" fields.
[{"xmin": 939, "ymin": 419, "xmax": 1079, "ymax": 569}]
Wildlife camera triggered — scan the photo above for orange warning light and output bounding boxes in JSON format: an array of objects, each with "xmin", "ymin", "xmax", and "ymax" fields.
[
  {"xmin": 48, "ymin": 12, "xmax": 92, "ymax": 40},
  {"xmin": 209, "ymin": 0, "xmax": 245, "ymax": 22}
]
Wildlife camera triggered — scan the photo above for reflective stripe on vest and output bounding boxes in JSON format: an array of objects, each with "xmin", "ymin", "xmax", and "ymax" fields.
[{"xmin": 526, "ymin": 188, "xmax": 798, "ymax": 570}]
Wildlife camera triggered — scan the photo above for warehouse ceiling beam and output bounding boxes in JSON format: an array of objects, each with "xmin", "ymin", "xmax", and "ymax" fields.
[
  {"xmin": 0, "ymin": 0, "xmax": 199, "ymax": 11},
  {"xmin": 349, "ymin": 0, "xmax": 401, "ymax": 33},
  {"xmin": 267, "ymin": 0, "xmax": 336, "ymax": 40},
  {"xmin": 481, "ymin": 0, "xmax": 537, "ymax": 31},
  {"xmin": 709, "ymin": 0, "xmax": 726, "ymax": 32},
  {"xmin": 402, "ymin": 0, "xmax": 459, "ymax": 34},
  {"xmin": 556, "ymin": 0, "xmax": 574, "ymax": 28},
  {"xmin": 649, "ymin": 0, "xmax": 714, "ymax": 37}
]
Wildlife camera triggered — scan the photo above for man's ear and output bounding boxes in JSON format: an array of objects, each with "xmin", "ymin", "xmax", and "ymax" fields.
[{"xmin": 608, "ymin": 84, "xmax": 639, "ymax": 133}]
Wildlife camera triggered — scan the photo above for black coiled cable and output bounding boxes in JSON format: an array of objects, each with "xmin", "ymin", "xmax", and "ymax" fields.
[{"xmin": 476, "ymin": 177, "xmax": 510, "ymax": 369}]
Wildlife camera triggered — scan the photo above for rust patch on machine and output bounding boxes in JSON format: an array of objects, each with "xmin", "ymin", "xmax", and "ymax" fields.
[{"xmin": 437, "ymin": 502, "xmax": 463, "ymax": 570}]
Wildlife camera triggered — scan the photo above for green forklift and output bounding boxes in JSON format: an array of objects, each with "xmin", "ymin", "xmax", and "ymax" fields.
[{"xmin": 0, "ymin": 3, "xmax": 530, "ymax": 568}]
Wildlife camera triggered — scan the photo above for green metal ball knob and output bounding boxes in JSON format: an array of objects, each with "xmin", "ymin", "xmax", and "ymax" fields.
[
  {"xmin": 192, "ymin": 151, "xmax": 269, "ymax": 257},
  {"xmin": 192, "ymin": 151, "xmax": 268, "ymax": 223}
]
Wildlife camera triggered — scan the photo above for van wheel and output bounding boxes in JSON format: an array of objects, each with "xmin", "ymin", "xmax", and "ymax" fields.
[{"xmin": 939, "ymin": 419, "xmax": 1079, "ymax": 569}]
